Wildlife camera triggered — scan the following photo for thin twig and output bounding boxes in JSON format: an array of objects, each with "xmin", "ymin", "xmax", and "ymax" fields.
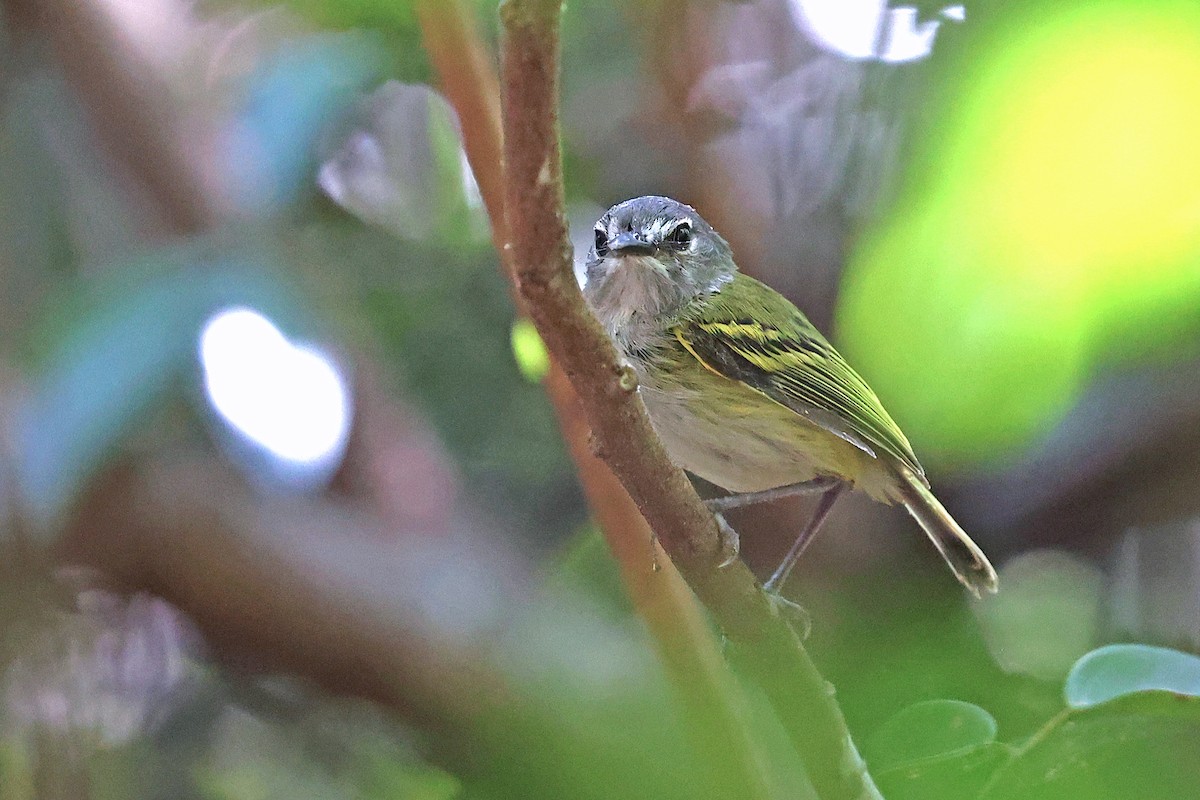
[
  {"xmin": 497, "ymin": 2, "xmax": 882, "ymax": 798},
  {"xmin": 415, "ymin": 4, "xmax": 778, "ymax": 796}
]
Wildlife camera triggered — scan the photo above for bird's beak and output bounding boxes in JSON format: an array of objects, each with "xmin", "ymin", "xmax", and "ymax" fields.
[{"xmin": 609, "ymin": 232, "xmax": 655, "ymax": 256}]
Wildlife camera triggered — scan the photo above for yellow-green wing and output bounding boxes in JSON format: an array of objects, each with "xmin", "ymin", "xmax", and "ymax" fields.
[{"xmin": 672, "ymin": 274, "xmax": 925, "ymax": 479}]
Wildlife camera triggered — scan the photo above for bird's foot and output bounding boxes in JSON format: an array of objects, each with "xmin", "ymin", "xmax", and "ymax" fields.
[
  {"xmin": 714, "ymin": 514, "xmax": 740, "ymax": 568},
  {"xmin": 764, "ymin": 588, "xmax": 812, "ymax": 639}
]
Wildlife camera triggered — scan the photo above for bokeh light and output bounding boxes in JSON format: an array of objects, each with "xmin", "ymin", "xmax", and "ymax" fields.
[
  {"xmin": 200, "ymin": 307, "xmax": 351, "ymax": 482},
  {"xmin": 788, "ymin": 0, "xmax": 965, "ymax": 63}
]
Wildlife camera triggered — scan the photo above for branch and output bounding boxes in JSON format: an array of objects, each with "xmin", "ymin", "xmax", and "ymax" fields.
[
  {"xmin": 415, "ymin": 4, "xmax": 778, "ymax": 796},
  {"xmin": 30, "ymin": 0, "xmax": 219, "ymax": 234},
  {"xmin": 497, "ymin": 2, "xmax": 882, "ymax": 799},
  {"xmin": 56, "ymin": 450, "xmax": 744, "ymax": 800}
]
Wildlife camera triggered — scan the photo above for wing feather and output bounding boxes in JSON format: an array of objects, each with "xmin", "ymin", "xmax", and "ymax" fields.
[{"xmin": 671, "ymin": 274, "xmax": 925, "ymax": 479}]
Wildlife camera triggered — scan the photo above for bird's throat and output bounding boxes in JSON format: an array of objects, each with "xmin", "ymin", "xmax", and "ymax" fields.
[{"xmin": 590, "ymin": 255, "xmax": 677, "ymax": 333}]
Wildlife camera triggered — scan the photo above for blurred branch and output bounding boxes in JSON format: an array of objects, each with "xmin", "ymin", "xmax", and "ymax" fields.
[
  {"xmin": 26, "ymin": 0, "xmax": 219, "ymax": 234},
  {"xmin": 63, "ymin": 454, "xmax": 501, "ymax": 730},
  {"xmin": 415, "ymin": 3, "xmax": 777, "ymax": 796},
  {"xmin": 497, "ymin": 2, "xmax": 881, "ymax": 799},
  {"xmin": 414, "ymin": 1, "xmax": 505, "ymax": 235},
  {"xmin": 18, "ymin": 0, "xmax": 771, "ymax": 795},
  {"xmin": 57, "ymin": 450, "xmax": 725, "ymax": 800}
]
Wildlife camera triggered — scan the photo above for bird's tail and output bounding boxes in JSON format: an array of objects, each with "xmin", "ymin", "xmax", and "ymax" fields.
[{"xmin": 894, "ymin": 466, "xmax": 998, "ymax": 598}]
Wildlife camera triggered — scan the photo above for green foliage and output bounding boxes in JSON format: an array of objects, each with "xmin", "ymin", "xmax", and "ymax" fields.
[
  {"xmin": 510, "ymin": 318, "xmax": 551, "ymax": 384},
  {"xmin": 360, "ymin": 756, "xmax": 460, "ymax": 800},
  {"xmin": 837, "ymin": 0, "xmax": 1200, "ymax": 468},
  {"xmin": 972, "ymin": 550, "xmax": 1104, "ymax": 682},
  {"xmin": 14, "ymin": 256, "xmax": 305, "ymax": 527},
  {"xmin": 0, "ymin": 740, "xmax": 32, "ymax": 800},
  {"xmin": 981, "ymin": 691, "xmax": 1200, "ymax": 800},
  {"xmin": 546, "ymin": 531, "xmax": 1200, "ymax": 800},
  {"xmin": 856, "ymin": 644, "xmax": 1200, "ymax": 800},
  {"xmin": 867, "ymin": 699, "xmax": 999, "ymax": 770},
  {"xmin": 867, "ymin": 700, "xmax": 1008, "ymax": 800},
  {"xmin": 544, "ymin": 525, "xmax": 633, "ymax": 620},
  {"xmin": 1065, "ymin": 644, "xmax": 1200, "ymax": 708}
]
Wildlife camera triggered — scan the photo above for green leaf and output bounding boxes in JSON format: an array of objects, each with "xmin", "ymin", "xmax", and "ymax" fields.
[
  {"xmin": 360, "ymin": 752, "xmax": 460, "ymax": 800},
  {"xmin": 980, "ymin": 692, "xmax": 1200, "ymax": 800},
  {"xmin": 972, "ymin": 549, "xmax": 1103, "ymax": 682},
  {"xmin": 837, "ymin": 1, "xmax": 1200, "ymax": 466},
  {"xmin": 866, "ymin": 700, "xmax": 1006, "ymax": 800},
  {"xmin": 510, "ymin": 319, "xmax": 551, "ymax": 383},
  {"xmin": 1064, "ymin": 644, "xmax": 1200, "ymax": 709},
  {"xmin": 543, "ymin": 525, "xmax": 632, "ymax": 621},
  {"xmin": 15, "ymin": 257, "xmax": 302, "ymax": 529},
  {"xmin": 0, "ymin": 738, "xmax": 33, "ymax": 800},
  {"xmin": 866, "ymin": 699, "xmax": 999, "ymax": 771},
  {"xmin": 876, "ymin": 743, "xmax": 1011, "ymax": 800}
]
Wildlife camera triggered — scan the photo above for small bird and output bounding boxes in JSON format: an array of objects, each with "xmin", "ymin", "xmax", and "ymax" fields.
[{"xmin": 582, "ymin": 196, "xmax": 997, "ymax": 597}]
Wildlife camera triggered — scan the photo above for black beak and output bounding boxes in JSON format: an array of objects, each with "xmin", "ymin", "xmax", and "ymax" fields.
[{"xmin": 609, "ymin": 232, "xmax": 655, "ymax": 256}]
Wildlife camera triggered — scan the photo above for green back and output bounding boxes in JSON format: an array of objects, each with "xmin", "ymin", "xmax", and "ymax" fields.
[{"xmin": 672, "ymin": 274, "xmax": 925, "ymax": 478}]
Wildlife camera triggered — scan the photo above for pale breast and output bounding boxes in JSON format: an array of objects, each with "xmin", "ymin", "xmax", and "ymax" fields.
[
  {"xmin": 635, "ymin": 349, "xmax": 878, "ymax": 494},
  {"xmin": 609, "ymin": 318, "xmax": 893, "ymax": 499}
]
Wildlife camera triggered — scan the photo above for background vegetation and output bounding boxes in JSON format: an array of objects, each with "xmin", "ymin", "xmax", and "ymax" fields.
[{"xmin": 0, "ymin": 0, "xmax": 1198, "ymax": 798}]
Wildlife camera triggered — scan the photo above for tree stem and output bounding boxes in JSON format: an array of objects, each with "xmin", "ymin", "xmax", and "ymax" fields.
[
  {"xmin": 416, "ymin": 3, "xmax": 780, "ymax": 797},
  {"xmin": 496, "ymin": 2, "xmax": 883, "ymax": 798}
]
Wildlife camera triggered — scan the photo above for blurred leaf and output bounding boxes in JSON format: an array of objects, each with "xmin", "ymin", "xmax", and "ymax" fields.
[
  {"xmin": 273, "ymin": 0, "xmax": 417, "ymax": 29},
  {"xmin": 222, "ymin": 32, "xmax": 384, "ymax": 214},
  {"xmin": 1064, "ymin": 644, "xmax": 1200, "ymax": 709},
  {"xmin": 510, "ymin": 319, "xmax": 551, "ymax": 383},
  {"xmin": 838, "ymin": 0, "xmax": 1200, "ymax": 467},
  {"xmin": 15, "ymin": 255, "xmax": 303, "ymax": 528},
  {"xmin": 319, "ymin": 82, "xmax": 488, "ymax": 245},
  {"xmin": 198, "ymin": 708, "xmax": 353, "ymax": 800},
  {"xmin": 360, "ymin": 755, "xmax": 460, "ymax": 800},
  {"xmin": 876, "ymin": 744, "xmax": 1010, "ymax": 800},
  {"xmin": 980, "ymin": 691, "xmax": 1200, "ymax": 800},
  {"xmin": 0, "ymin": 739, "xmax": 33, "ymax": 800},
  {"xmin": 269, "ymin": 0, "xmax": 497, "ymax": 35},
  {"xmin": 866, "ymin": 699, "xmax": 998, "ymax": 771},
  {"xmin": 867, "ymin": 698, "xmax": 1008, "ymax": 800},
  {"xmin": 544, "ymin": 525, "xmax": 632, "ymax": 621},
  {"xmin": 972, "ymin": 550, "xmax": 1103, "ymax": 682}
]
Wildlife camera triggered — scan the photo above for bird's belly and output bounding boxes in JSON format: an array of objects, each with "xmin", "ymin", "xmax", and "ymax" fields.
[{"xmin": 640, "ymin": 382, "xmax": 864, "ymax": 495}]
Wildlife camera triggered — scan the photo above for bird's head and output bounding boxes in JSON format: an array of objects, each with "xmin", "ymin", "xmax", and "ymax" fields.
[{"xmin": 583, "ymin": 196, "xmax": 736, "ymax": 325}]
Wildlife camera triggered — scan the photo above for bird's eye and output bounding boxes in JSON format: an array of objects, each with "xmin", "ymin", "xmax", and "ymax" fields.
[
  {"xmin": 667, "ymin": 222, "xmax": 693, "ymax": 248},
  {"xmin": 594, "ymin": 227, "xmax": 609, "ymax": 257}
]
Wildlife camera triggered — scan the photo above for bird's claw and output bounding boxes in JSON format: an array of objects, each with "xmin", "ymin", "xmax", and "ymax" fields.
[
  {"xmin": 764, "ymin": 588, "xmax": 813, "ymax": 639},
  {"xmin": 714, "ymin": 514, "xmax": 740, "ymax": 568}
]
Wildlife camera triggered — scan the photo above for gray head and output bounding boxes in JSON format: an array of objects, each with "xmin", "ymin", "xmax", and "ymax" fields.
[{"xmin": 583, "ymin": 196, "xmax": 736, "ymax": 326}]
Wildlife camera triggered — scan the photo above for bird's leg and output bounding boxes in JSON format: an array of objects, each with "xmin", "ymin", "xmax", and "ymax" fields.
[
  {"xmin": 763, "ymin": 483, "xmax": 845, "ymax": 595},
  {"xmin": 705, "ymin": 477, "xmax": 838, "ymax": 572},
  {"xmin": 703, "ymin": 476, "xmax": 839, "ymax": 513}
]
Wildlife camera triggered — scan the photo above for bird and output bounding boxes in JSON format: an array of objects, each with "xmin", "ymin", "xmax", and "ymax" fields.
[{"xmin": 581, "ymin": 195, "xmax": 998, "ymax": 598}]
